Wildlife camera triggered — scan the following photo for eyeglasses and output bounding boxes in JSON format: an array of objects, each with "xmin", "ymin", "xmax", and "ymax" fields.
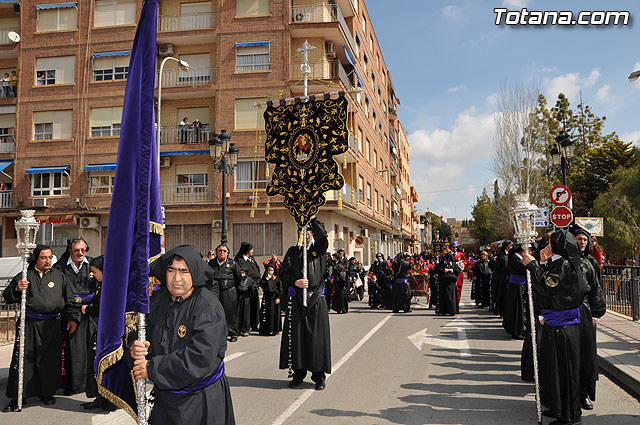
[
  {"xmin": 217, "ymin": 249, "xmax": 228, "ymax": 253},
  {"xmin": 73, "ymin": 248, "xmax": 87, "ymax": 253}
]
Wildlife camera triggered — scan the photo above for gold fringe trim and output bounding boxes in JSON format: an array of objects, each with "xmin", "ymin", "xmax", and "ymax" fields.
[
  {"xmin": 96, "ymin": 344, "xmax": 139, "ymax": 422},
  {"xmin": 265, "ymin": 198, "xmax": 270, "ymax": 216},
  {"xmin": 148, "ymin": 251, "xmax": 163, "ymax": 264},
  {"xmin": 297, "ymin": 227, "xmax": 304, "ymax": 247},
  {"xmin": 148, "ymin": 276, "xmax": 161, "ymax": 296},
  {"xmin": 149, "ymin": 221, "xmax": 163, "ymax": 236},
  {"xmin": 337, "ymin": 191, "xmax": 342, "ymax": 210}
]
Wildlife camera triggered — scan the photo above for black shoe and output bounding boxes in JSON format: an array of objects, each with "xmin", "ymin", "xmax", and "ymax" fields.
[
  {"xmin": 41, "ymin": 396, "xmax": 56, "ymax": 406},
  {"xmin": 581, "ymin": 397, "xmax": 593, "ymax": 410},
  {"xmin": 229, "ymin": 336, "xmax": 238, "ymax": 342},
  {"xmin": 315, "ymin": 381, "xmax": 326, "ymax": 391},
  {"xmin": 511, "ymin": 335, "xmax": 525, "ymax": 340},
  {"xmin": 392, "ymin": 310, "xmax": 399, "ymax": 313},
  {"xmin": 404, "ymin": 310, "xmax": 411, "ymax": 313},
  {"xmin": 288, "ymin": 379, "xmax": 303, "ymax": 388},
  {"xmin": 63, "ymin": 388, "xmax": 74, "ymax": 396},
  {"xmin": 542, "ymin": 410, "xmax": 559, "ymax": 419},
  {"xmin": 82, "ymin": 400, "xmax": 100, "ymax": 410},
  {"xmin": 2, "ymin": 399, "xmax": 23, "ymax": 413}
]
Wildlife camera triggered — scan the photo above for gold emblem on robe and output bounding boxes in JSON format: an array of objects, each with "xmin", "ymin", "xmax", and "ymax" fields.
[
  {"xmin": 545, "ymin": 275, "xmax": 559, "ymax": 288},
  {"xmin": 178, "ymin": 325, "xmax": 187, "ymax": 338},
  {"xmin": 48, "ymin": 281, "xmax": 55, "ymax": 288},
  {"xmin": 226, "ymin": 263, "xmax": 230, "ymax": 268},
  {"xmin": 75, "ymin": 296, "xmax": 82, "ymax": 303}
]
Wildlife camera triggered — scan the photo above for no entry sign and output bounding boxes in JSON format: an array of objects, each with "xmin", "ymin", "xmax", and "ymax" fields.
[{"xmin": 550, "ymin": 206, "xmax": 573, "ymax": 227}]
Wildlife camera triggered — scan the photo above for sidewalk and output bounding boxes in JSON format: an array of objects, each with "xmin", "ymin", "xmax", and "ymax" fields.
[{"xmin": 596, "ymin": 310, "xmax": 640, "ymax": 398}]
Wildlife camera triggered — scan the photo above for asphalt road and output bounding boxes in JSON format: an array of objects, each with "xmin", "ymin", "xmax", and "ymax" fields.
[{"xmin": 1, "ymin": 283, "xmax": 639, "ymax": 424}]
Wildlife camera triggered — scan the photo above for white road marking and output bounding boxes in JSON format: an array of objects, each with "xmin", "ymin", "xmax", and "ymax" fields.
[
  {"xmin": 271, "ymin": 314, "xmax": 392, "ymax": 425},
  {"xmin": 225, "ymin": 351, "xmax": 247, "ymax": 362}
]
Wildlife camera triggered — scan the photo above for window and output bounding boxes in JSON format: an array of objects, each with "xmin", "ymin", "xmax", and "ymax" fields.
[
  {"xmin": 361, "ymin": 15, "xmax": 366, "ymax": 32},
  {"xmin": 236, "ymin": 42, "xmax": 270, "ymax": 72},
  {"xmin": 378, "ymin": 86, "xmax": 382, "ymax": 103},
  {"xmin": 90, "ymin": 107, "xmax": 122, "ymax": 137},
  {"xmin": 366, "ymin": 183, "xmax": 371, "ymax": 206},
  {"xmin": 376, "ymin": 54, "xmax": 380, "ymax": 69},
  {"xmin": 365, "ymin": 138, "xmax": 370, "ymax": 162},
  {"xmin": 178, "ymin": 54, "xmax": 211, "ymax": 83},
  {"xmin": 364, "ymin": 96, "xmax": 369, "ymax": 117},
  {"xmin": 33, "ymin": 110, "xmax": 72, "ymax": 140},
  {"xmin": 371, "ymin": 70, "xmax": 375, "ymax": 89},
  {"xmin": 92, "ymin": 54, "xmax": 130, "ymax": 81},
  {"xmin": 363, "ymin": 54, "xmax": 368, "ymax": 74},
  {"xmin": 235, "ymin": 160, "xmax": 269, "ymax": 189},
  {"xmin": 36, "ymin": 56, "xmax": 75, "ymax": 85},
  {"xmin": 386, "ymin": 200, "xmax": 390, "ymax": 218},
  {"xmin": 355, "ymin": 33, "xmax": 361, "ymax": 57},
  {"xmin": 236, "ymin": 0, "xmax": 269, "ymax": 17},
  {"xmin": 372, "ymin": 110, "xmax": 377, "ymax": 130},
  {"xmin": 179, "ymin": 2, "xmax": 212, "ymax": 30},
  {"xmin": 31, "ymin": 171, "xmax": 70, "ymax": 196},
  {"xmin": 165, "ymin": 224, "xmax": 211, "ymax": 256},
  {"xmin": 358, "ymin": 175, "xmax": 364, "ymax": 201},
  {"xmin": 88, "ymin": 173, "xmax": 115, "ymax": 194},
  {"xmin": 235, "ymin": 98, "xmax": 265, "ymax": 130},
  {"xmin": 374, "ymin": 189, "xmax": 378, "ymax": 211},
  {"xmin": 381, "ymin": 195, "xmax": 384, "ymax": 214},
  {"xmin": 357, "ymin": 127, "xmax": 362, "ymax": 153},
  {"xmin": 176, "ymin": 164, "xmax": 208, "ymax": 194},
  {"xmin": 37, "ymin": 4, "xmax": 78, "ymax": 31},
  {"xmin": 233, "ymin": 222, "xmax": 282, "ymax": 256},
  {"xmin": 94, "ymin": 0, "xmax": 136, "ymax": 27},
  {"xmin": 369, "ymin": 35, "xmax": 373, "ymax": 51},
  {"xmin": 373, "ymin": 150, "xmax": 377, "ymax": 168}
]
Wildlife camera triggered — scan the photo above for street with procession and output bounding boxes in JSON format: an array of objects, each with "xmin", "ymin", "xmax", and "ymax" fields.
[{"xmin": 1, "ymin": 282, "xmax": 638, "ymax": 425}]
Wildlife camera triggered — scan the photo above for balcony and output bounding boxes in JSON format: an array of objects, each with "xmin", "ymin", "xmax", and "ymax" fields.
[
  {"xmin": 0, "ymin": 27, "xmax": 18, "ymax": 46},
  {"xmin": 290, "ymin": 60, "xmax": 353, "ymax": 89},
  {"xmin": 0, "ymin": 190, "xmax": 11, "ymax": 208},
  {"xmin": 290, "ymin": 3, "xmax": 357, "ymax": 60},
  {"xmin": 325, "ymin": 183, "xmax": 354, "ymax": 205},
  {"xmin": 158, "ymin": 13, "xmax": 215, "ymax": 32},
  {"xmin": 160, "ymin": 185, "xmax": 213, "ymax": 205},
  {"xmin": 157, "ymin": 67, "xmax": 213, "ymax": 87},
  {"xmin": 159, "ymin": 126, "xmax": 213, "ymax": 145}
]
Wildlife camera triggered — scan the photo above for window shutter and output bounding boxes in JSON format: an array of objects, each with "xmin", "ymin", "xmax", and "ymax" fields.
[
  {"xmin": 180, "ymin": 2, "xmax": 211, "ymax": 14},
  {"xmin": 237, "ymin": 0, "xmax": 269, "ymax": 17},
  {"xmin": 176, "ymin": 164, "xmax": 208, "ymax": 175},
  {"xmin": 56, "ymin": 56, "xmax": 75, "ymax": 84},
  {"xmin": 58, "ymin": 7, "xmax": 78, "ymax": 30},
  {"xmin": 36, "ymin": 57, "xmax": 57, "ymax": 72},
  {"xmin": 37, "ymin": 9, "xmax": 58, "ymax": 32},
  {"xmin": 34, "ymin": 111, "xmax": 54, "ymax": 124},
  {"xmin": 91, "ymin": 107, "xmax": 112, "ymax": 127},
  {"xmin": 177, "ymin": 107, "xmax": 209, "ymax": 125},
  {"xmin": 94, "ymin": 1, "xmax": 116, "ymax": 27},
  {"xmin": 235, "ymin": 98, "xmax": 264, "ymax": 130},
  {"xmin": 0, "ymin": 113, "xmax": 15, "ymax": 128},
  {"xmin": 53, "ymin": 110, "xmax": 73, "ymax": 139},
  {"xmin": 115, "ymin": 0, "xmax": 136, "ymax": 25},
  {"xmin": 93, "ymin": 56, "xmax": 112, "ymax": 70},
  {"xmin": 114, "ymin": 55, "xmax": 130, "ymax": 67}
]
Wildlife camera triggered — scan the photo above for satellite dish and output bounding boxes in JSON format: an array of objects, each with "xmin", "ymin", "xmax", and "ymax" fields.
[{"xmin": 7, "ymin": 31, "xmax": 20, "ymax": 43}]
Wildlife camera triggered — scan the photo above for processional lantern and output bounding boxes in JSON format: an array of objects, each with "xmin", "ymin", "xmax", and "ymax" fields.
[
  {"xmin": 15, "ymin": 210, "xmax": 40, "ymax": 254},
  {"xmin": 511, "ymin": 194, "xmax": 538, "ymax": 244}
]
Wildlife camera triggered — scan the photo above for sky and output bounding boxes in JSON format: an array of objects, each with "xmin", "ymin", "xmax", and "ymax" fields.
[{"xmin": 365, "ymin": 0, "xmax": 640, "ymax": 221}]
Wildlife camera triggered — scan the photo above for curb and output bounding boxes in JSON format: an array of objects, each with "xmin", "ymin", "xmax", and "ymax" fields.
[{"xmin": 598, "ymin": 354, "xmax": 640, "ymax": 400}]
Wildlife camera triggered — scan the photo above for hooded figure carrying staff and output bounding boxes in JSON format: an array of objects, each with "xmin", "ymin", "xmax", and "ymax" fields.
[
  {"xmin": 279, "ymin": 218, "xmax": 331, "ymax": 391},
  {"xmin": 128, "ymin": 245, "xmax": 235, "ymax": 425}
]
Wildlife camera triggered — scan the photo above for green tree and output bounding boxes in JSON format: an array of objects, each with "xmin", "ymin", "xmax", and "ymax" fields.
[
  {"xmin": 592, "ymin": 162, "xmax": 640, "ymax": 261},
  {"xmin": 437, "ymin": 221, "xmax": 452, "ymax": 241},
  {"xmin": 469, "ymin": 189, "xmax": 495, "ymax": 245}
]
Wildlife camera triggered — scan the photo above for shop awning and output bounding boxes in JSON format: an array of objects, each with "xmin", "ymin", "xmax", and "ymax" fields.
[
  {"xmin": 235, "ymin": 41, "xmax": 269, "ymax": 48},
  {"xmin": 343, "ymin": 45, "xmax": 356, "ymax": 66},
  {"xmin": 91, "ymin": 50, "xmax": 131, "ymax": 59},
  {"xmin": 160, "ymin": 150, "xmax": 209, "ymax": 157},
  {"xmin": 37, "ymin": 2, "xmax": 77, "ymax": 10},
  {"xmin": 26, "ymin": 166, "xmax": 69, "ymax": 174},
  {"xmin": 84, "ymin": 163, "xmax": 116, "ymax": 172},
  {"xmin": 353, "ymin": 68, "xmax": 363, "ymax": 87},
  {"xmin": 0, "ymin": 161, "xmax": 12, "ymax": 172},
  {"xmin": 0, "ymin": 1, "xmax": 20, "ymax": 4}
]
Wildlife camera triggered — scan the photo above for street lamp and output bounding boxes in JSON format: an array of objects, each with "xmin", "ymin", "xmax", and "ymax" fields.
[
  {"xmin": 549, "ymin": 131, "xmax": 574, "ymax": 186},
  {"xmin": 156, "ymin": 56, "xmax": 190, "ymax": 172},
  {"xmin": 628, "ymin": 69, "xmax": 640, "ymax": 82},
  {"xmin": 209, "ymin": 130, "xmax": 239, "ymax": 246}
]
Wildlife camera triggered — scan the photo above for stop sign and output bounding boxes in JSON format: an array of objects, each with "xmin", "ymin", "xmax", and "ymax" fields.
[{"xmin": 550, "ymin": 206, "xmax": 573, "ymax": 227}]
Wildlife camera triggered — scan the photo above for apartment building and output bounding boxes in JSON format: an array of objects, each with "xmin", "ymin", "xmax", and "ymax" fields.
[{"xmin": 0, "ymin": 0, "xmax": 415, "ymax": 265}]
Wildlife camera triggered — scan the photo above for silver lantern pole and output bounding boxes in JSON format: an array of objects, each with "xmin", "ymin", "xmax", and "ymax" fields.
[
  {"xmin": 14, "ymin": 210, "xmax": 40, "ymax": 412},
  {"xmin": 297, "ymin": 40, "xmax": 315, "ymax": 308},
  {"xmin": 511, "ymin": 194, "xmax": 542, "ymax": 425}
]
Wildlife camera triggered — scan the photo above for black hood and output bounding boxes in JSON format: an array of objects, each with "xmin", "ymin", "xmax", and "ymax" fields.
[
  {"xmin": 443, "ymin": 252, "xmax": 455, "ymax": 263},
  {"xmin": 234, "ymin": 242, "xmax": 252, "ymax": 260},
  {"xmin": 150, "ymin": 245, "xmax": 209, "ymax": 288},
  {"xmin": 569, "ymin": 224, "xmax": 591, "ymax": 256}
]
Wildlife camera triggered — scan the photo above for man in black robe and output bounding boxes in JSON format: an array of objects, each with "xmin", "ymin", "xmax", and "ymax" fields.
[
  {"xmin": 570, "ymin": 225, "xmax": 606, "ymax": 411},
  {"xmin": 234, "ymin": 242, "xmax": 261, "ymax": 333},
  {"xmin": 391, "ymin": 253, "xmax": 412, "ymax": 313},
  {"xmin": 522, "ymin": 231, "xmax": 591, "ymax": 425},
  {"xmin": 53, "ymin": 237, "xmax": 96, "ymax": 395},
  {"xmin": 492, "ymin": 240, "xmax": 512, "ymax": 316},
  {"xmin": 435, "ymin": 253, "xmax": 461, "ymax": 316},
  {"xmin": 130, "ymin": 245, "xmax": 235, "ymax": 425},
  {"xmin": 503, "ymin": 244, "xmax": 526, "ymax": 340},
  {"xmin": 2, "ymin": 245, "xmax": 79, "ymax": 412},
  {"xmin": 208, "ymin": 245, "xmax": 242, "ymax": 342},
  {"xmin": 279, "ymin": 218, "xmax": 331, "ymax": 391}
]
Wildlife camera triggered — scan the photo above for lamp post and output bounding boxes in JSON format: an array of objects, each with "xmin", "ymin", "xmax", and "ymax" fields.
[
  {"xmin": 510, "ymin": 194, "xmax": 542, "ymax": 425},
  {"xmin": 156, "ymin": 57, "xmax": 190, "ymax": 172},
  {"xmin": 14, "ymin": 210, "xmax": 40, "ymax": 412},
  {"xmin": 208, "ymin": 130, "xmax": 239, "ymax": 246},
  {"xmin": 549, "ymin": 131, "xmax": 575, "ymax": 187}
]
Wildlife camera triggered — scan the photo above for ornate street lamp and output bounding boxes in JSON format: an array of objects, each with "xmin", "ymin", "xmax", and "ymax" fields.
[
  {"xmin": 14, "ymin": 210, "xmax": 40, "ymax": 412},
  {"xmin": 208, "ymin": 130, "xmax": 239, "ymax": 246},
  {"xmin": 550, "ymin": 131, "xmax": 574, "ymax": 186},
  {"xmin": 510, "ymin": 194, "xmax": 542, "ymax": 425}
]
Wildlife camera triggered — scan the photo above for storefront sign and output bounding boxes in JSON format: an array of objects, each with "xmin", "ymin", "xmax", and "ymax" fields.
[{"xmin": 37, "ymin": 215, "xmax": 76, "ymax": 225}]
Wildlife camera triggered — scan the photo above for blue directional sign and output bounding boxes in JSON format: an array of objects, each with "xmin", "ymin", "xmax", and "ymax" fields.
[{"xmin": 534, "ymin": 207, "xmax": 549, "ymax": 227}]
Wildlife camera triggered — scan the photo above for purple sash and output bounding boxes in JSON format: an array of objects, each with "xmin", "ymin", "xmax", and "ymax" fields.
[
  {"xmin": 25, "ymin": 308, "xmax": 60, "ymax": 320},
  {"xmin": 386, "ymin": 283, "xmax": 393, "ymax": 289},
  {"xmin": 541, "ymin": 307, "xmax": 580, "ymax": 327},
  {"xmin": 394, "ymin": 278, "xmax": 409, "ymax": 284},
  {"xmin": 169, "ymin": 360, "xmax": 225, "ymax": 395},
  {"xmin": 509, "ymin": 274, "xmax": 526, "ymax": 285},
  {"xmin": 73, "ymin": 293, "xmax": 95, "ymax": 303}
]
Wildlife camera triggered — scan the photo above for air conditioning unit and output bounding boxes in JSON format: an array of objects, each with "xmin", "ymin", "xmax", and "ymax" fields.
[
  {"xmin": 158, "ymin": 43, "xmax": 174, "ymax": 56},
  {"xmin": 32, "ymin": 198, "xmax": 47, "ymax": 207},
  {"xmin": 79, "ymin": 216, "xmax": 99, "ymax": 229},
  {"xmin": 160, "ymin": 156, "xmax": 171, "ymax": 167},
  {"xmin": 325, "ymin": 41, "xmax": 336, "ymax": 58},
  {"xmin": 293, "ymin": 10, "xmax": 311, "ymax": 22},
  {"xmin": 212, "ymin": 220, "xmax": 223, "ymax": 230}
]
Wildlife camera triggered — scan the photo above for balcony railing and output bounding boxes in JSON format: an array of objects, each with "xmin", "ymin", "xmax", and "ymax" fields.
[
  {"xmin": 0, "ymin": 28, "xmax": 18, "ymax": 46},
  {"xmin": 0, "ymin": 190, "xmax": 11, "ymax": 208},
  {"xmin": 157, "ymin": 67, "xmax": 213, "ymax": 88},
  {"xmin": 325, "ymin": 183, "xmax": 354, "ymax": 204},
  {"xmin": 291, "ymin": 60, "xmax": 353, "ymax": 89},
  {"xmin": 159, "ymin": 125, "xmax": 213, "ymax": 145},
  {"xmin": 159, "ymin": 13, "xmax": 215, "ymax": 32},
  {"xmin": 160, "ymin": 185, "xmax": 213, "ymax": 205},
  {"xmin": 291, "ymin": 4, "xmax": 357, "ymax": 53}
]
